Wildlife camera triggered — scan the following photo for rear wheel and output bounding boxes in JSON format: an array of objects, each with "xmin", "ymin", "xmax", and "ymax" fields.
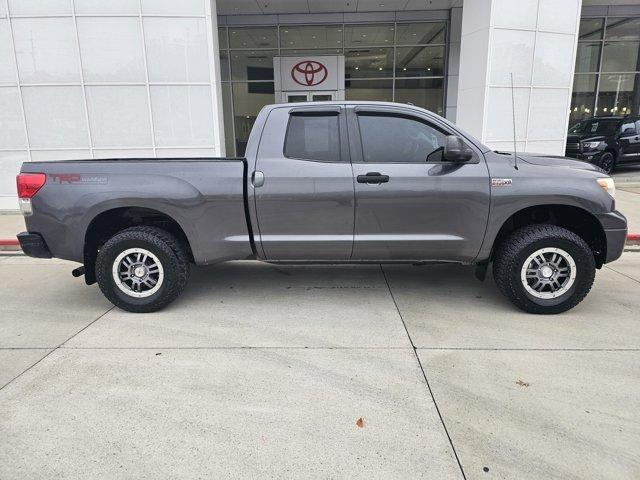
[
  {"xmin": 493, "ymin": 225, "xmax": 595, "ymax": 314},
  {"xmin": 95, "ymin": 226, "xmax": 190, "ymax": 313},
  {"xmin": 598, "ymin": 152, "xmax": 616, "ymax": 174}
]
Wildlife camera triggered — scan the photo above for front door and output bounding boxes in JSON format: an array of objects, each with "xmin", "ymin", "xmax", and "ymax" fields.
[
  {"xmin": 347, "ymin": 106, "xmax": 491, "ymax": 262},
  {"xmin": 618, "ymin": 119, "xmax": 640, "ymax": 163},
  {"xmin": 284, "ymin": 91, "xmax": 337, "ymax": 103},
  {"xmin": 253, "ymin": 105, "xmax": 354, "ymax": 261}
]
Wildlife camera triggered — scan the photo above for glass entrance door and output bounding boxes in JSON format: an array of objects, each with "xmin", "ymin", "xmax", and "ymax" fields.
[
  {"xmin": 287, "ymin": 94, "xmax": 308, "ymax": 103},
  {"xmin": 285, "ymin": 91, "xmax": 337, "ymax": 102}
]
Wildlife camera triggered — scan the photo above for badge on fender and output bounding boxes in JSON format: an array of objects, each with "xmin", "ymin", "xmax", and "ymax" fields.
[{"xmin": 491, "ymin": 178, "xmax": 513, "ymax": 187}]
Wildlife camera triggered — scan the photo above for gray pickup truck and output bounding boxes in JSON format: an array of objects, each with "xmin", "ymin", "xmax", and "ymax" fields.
[{"xmin": 17, "ymin": 101, "xmax": 627, "ymax": 314}]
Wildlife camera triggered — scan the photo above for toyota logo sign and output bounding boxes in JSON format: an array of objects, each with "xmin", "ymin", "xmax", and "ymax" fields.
[{"xmin": 291, "ymin": 60, "xmax": 328, "ymax": 87}]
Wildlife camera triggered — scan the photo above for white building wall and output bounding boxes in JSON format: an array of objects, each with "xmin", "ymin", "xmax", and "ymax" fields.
[
  {"xmin": 457, "ymin": 0, "xmax": 582, "ymax": 155},
  {"xmin": 445, "ymin": 6, "xmax": 461, "ymax": 123},
  {"xmin": 0, "ymin": 0, "xmax": 224, "ymax": 211}
]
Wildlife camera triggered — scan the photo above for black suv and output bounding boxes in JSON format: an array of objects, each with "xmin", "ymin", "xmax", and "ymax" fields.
[{"xmin": 565, "ymin": 116, "xmax": 640, "ymax": 173}]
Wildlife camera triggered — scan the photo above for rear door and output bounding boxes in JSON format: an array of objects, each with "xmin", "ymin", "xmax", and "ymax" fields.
[
  {"xmin": 347, "ymin": 105, "xmax": 490, "ymax": 262},
  {"xmin": 253, "ymin": 105, "xmax": 354, "ymax": 260}
]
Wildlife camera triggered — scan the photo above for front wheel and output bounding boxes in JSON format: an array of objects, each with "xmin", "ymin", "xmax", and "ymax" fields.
[
  {"xmin": 493, "ymin": 225, "xmax": 595, "ymax": 314},
  {"xmin": 95, "ymin": 226, "xmax": 190, "ymax": 313},
  {"xmin": 597, "ymin": 152, "xmax": 616, "ymax": 174}
]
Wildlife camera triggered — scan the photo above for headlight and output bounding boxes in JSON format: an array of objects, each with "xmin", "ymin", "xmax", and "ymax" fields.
[
  {"xmin": 597, "ymin": 177, "xmax": 615, "ymax": 198},
  {"xmin": 582, "ymin": 141, "xmax": 603, "ymax": 150}
]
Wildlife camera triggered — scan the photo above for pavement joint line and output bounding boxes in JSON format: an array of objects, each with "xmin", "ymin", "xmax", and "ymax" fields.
[
  {"xmin": 54, "ymin": 346, "xmax": 414, "ymax": 350},
  {"xmin": 380, "ymin": 264, "xmax": 468, "ymax": 480},
  {"xmin": 0, "ymin": 348, "xmax": 57, "ymax": 392},
  {"xmin": 0, "ymin": 348, "xmax": 54, "ymax": 350},
  {"xmin": 0, "ymin": 305, "xmax": 115, "ymax": 393},
  {"xmin": 36, "ymin": 346, "xmax": 640, "ymax": 351},
  {"xmin": 413, "ymin": 347, "xmax": 640, "ymax": 351},
  {"xmin": 603, "ymin": 264, "xmax": 640, "ymax": 285}
]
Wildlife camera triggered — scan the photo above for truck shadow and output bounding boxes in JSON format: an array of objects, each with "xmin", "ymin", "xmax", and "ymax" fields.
[{"xmin": 179, "ymin": 261, "xmax": 512, "ymax": 311}]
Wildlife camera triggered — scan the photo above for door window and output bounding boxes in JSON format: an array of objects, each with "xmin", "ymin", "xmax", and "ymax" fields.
[
  {"xmin": 620, "ymin": 121, "xmax": 637, "ymax": 136},
  {"xmin": 357, "ymin": 113, "xmax": 448, "ymax": 163},
  {"xmin": 284, "ymin": 113, "xmax": 340, "ymax": 161}
]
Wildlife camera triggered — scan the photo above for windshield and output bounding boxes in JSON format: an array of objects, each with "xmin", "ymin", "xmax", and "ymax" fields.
[{"xmin": 568, "ymin": 119, "xmax": 619, "ymax": 136}]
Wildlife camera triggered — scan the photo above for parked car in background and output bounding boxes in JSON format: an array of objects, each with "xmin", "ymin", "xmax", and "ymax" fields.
[{"xmin": 566, "ymin": 116, "xmax": 640, "ymax": 174}]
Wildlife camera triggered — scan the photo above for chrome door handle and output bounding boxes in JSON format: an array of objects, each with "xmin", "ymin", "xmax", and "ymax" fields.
[{"xmin": 252, "ymin": 170, "xmax": 264, "ymax": 188}]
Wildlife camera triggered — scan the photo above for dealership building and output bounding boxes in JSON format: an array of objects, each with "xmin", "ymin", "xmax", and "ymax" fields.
[{"xmin": 0, "ymin": 0, "xmax": 639, "ymax": 209}]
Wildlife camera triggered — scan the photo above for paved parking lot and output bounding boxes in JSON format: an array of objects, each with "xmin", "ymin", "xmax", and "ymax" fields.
[{"xmin": 1, "ymin": 253, "xmax": 639, "ymax": 479}]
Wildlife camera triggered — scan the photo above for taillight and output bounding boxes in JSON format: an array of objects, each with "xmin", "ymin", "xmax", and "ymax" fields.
[
  {"xmin": 16, "ymin": 173, "xmax": 46, "ymax": 217},
  {"xmin": 17, "ymin": 173, "xmax": 46, "ymax": 199}
]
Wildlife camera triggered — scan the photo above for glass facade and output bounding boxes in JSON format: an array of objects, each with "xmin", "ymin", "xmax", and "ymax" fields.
[
  {"xmin": 218, "ymin": 21, "xmax": 448, "ymax": 156},
  {"xmin": 570, "ymin": 15, "xmax": 640, "ymax": 124}
]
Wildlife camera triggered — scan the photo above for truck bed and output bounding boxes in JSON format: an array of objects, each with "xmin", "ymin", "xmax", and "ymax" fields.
[{"xmin": 20, "ymin": 157, "xmax": 254, "ymax": 265}]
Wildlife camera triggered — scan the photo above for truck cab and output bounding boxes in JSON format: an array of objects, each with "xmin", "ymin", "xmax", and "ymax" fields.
[{"xmin": 248, "ymin": 102, "xmax": 489, "ymax": 263}]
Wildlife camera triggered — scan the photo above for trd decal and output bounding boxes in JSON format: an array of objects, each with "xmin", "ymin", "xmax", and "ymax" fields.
[{"xmin": 49, "ymin": 174, "xmax": 107, "ymax": 185}]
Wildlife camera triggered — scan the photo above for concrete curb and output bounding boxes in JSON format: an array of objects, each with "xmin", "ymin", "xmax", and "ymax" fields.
[{"xmin": 2, "ymin": 235, "xmax": 640, "ymax": 251}]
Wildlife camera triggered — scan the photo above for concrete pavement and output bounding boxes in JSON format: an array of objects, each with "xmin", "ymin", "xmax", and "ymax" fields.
[
  {"xmin": 611, "ymin": 165, "xmax": 640, "ymax": 235},
  {"xmin": 0, "ymin": 213, "xmax": 23, "ymax": 235},
  {"xmin": 617, "ymin": 187, "xmax": 640, "ymax": 235},
  {"xmin": 421, "ymin": 350, "xmax": 640, "ymax": 479},
  {"xmin": 1, "ymin": 254, "xmax": 639, "ymax": 478}
]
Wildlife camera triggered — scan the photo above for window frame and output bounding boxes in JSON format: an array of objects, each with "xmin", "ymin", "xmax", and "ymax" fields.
[
  {"xmin": 619, "ymin": 120, "xmax": 638, "ymax": 136},
  {"xmin": 282, "ymin": 106, "xmax": 349, "ymax": 163},
  {"xmin": 347, "ymin": 105, "xmax": 480, "ymax": 165}
]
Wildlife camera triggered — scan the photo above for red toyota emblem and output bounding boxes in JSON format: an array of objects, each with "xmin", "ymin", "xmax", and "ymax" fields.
[{"xmin": 291, "ymin": 60, "xmax": 328, "ymax": 86}]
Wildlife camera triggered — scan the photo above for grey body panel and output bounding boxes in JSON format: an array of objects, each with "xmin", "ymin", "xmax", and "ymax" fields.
[
  {"xmin": 252, "ymin": 106, "xmax": 355, "ymax": 261},
  {"xmin": 21, "ymin": 159, "xmax": 253, "ymax": 265},
  {"xmin": 20, "ymin": 101, "xmax": 627, "ymax": 269},
  {"xmin": 475, "ymin": 151, "xmax": 626, "ymax": 263},
  {"xmin": 350, "ymin": 162, "xmax": 490, "ymax": 262},
  {"xmin": 346, "ymin": 104, "xmax": 490, "ymax": 262}
]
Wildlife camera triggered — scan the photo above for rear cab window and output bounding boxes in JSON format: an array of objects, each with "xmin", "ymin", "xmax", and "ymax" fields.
[{"xmin": 284, "ymin": 112, "xmax": 340, "ymax": 162}]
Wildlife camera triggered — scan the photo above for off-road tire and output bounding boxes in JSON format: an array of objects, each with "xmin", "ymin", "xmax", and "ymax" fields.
[
  {"xmin": 95, "ymin": 226, "xmax": 190, "ymax": 313},
  {"xmin": 493, "ymin": 225, "xmax": 595, "ymax": 314}
]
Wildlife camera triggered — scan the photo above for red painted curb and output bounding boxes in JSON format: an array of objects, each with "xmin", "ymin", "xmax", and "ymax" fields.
[{"xmin": 629, "ymin": 234, "xmax": 640, "ymax": 241}]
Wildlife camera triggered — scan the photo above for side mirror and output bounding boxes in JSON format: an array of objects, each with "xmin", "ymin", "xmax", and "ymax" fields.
[
  {"xmin": 621, "ymin": 127, "xmax": 636, "ymax": 136},
  {"xmin": 443, "ymin": 135, "xmax": 473, "ymax": 162}
]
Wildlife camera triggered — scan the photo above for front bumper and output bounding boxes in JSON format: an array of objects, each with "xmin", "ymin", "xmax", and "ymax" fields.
[
  {"xmin": 604, "ymin": 228, "xmax": 627, "ymax": 263},
  {"xmin": 17, "ymin": 232, "xmax": 52, "ymax": 258},
  {"xmin": 564, "ymin": 150, "xmax": 603, "ymax": 162},
  {"xmin": 597, "ymin": 211, "xmax": 627, "ymax": 263}
]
